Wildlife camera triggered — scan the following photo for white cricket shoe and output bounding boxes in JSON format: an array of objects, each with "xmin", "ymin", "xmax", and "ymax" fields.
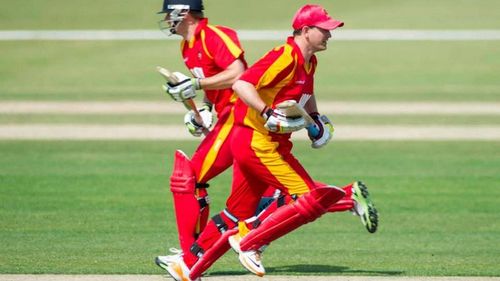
[
  {"xmin": 228, "ymin": 233, "xmax": 265, "ymax": 277},
  {"xmin": 155, "ymin": 248, "xmax": 183, "ymax": 269},
  {"xmin": 155, "ymin": 251, "xmax": 200, "ymax": 281}
]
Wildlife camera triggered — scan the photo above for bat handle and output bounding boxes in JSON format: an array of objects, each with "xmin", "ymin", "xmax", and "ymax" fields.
[
  {"xmin": 184, "ymin": 99, "xmax": 209, "ymax": 136},
  {"xmin": 306, "ymin": 124, "xmax": 320, "ymax": 138},
  {"xmin": 184, "ymin": 99, "xmax": 203, "ymax": 122}
]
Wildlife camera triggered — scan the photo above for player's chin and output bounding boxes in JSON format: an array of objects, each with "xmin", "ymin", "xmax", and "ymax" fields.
[{"xmin": 317, "ymin": 44, "xmax": 328, "ymax": 51}]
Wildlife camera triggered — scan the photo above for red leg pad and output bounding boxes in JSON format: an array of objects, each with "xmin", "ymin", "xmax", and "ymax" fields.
[
  {"xmin": 254, "ymin": 194, "xmax": 294, "ymax": 225},
  {"xmin": 169, "ymin": 150, "xmax": 199, "ymax": 259},
  {"xmin": 182, "ymin": 210, "xmax": 237, "ymax": 267},
  {"xmin": 240, "ymin": 186, "xmax": 345, "ymax": 251},
  {"xmin": 328, "ymin": 183, "xmax": 354, "ymax": 212},
  {"xmin": 170, "ymin": 150, "xmax": 196, "ymax": 193},
  {"xmin": 189, "ymin": 228, "xmax": 238, "ymax": 280}
]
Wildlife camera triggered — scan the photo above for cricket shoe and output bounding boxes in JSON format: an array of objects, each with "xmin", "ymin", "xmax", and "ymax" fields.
[
  {"xmin": 156, "ymin": 254, "xmax": 200, "ymax": 281},
  {"xmin": 351, "ymin": 181, "xmax": 379, "ymax": 233},
  {"xmin": 155, "ymin": 248, "xmax": 183, "ymax": 269},
  {"xmin": 228, "ymin": 233, "xmax": 266, "ymax": 277}
]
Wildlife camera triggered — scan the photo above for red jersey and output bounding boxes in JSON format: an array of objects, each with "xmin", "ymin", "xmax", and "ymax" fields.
[
  {"xmin": 181, "ymin": 18, "xmax": 247, "ymax": 114},
  {"xmin": 234, "ymin": 36, "xmax": 317, "ymax": 135}
]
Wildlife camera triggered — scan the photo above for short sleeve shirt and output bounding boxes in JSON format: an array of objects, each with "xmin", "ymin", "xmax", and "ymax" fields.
[
  {"xmin": 181, "ymin": 18, "xmax": 247, "ymax": 114},
  {"xmin": 234, "ymin": 36, "xmax": 317, "ymax": 134}
]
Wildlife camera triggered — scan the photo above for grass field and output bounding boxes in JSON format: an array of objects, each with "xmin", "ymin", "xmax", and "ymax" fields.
[
  {"xmin": 1, "ymin": 41, "xmax": 499, "ymax": 102},
  {"xmin": 1, "ymin": 0, "xmax": 499, "ymax": 278},
  {"xmin": 1, "ymin": 0, "xmax": 500, "ymax": 29},
  {"xmin": 1, "ymin": 141, "xmax": 499, "ymax": 276}
]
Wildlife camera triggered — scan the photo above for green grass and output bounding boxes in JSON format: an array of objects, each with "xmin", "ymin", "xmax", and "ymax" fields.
[
  {"xmin": 1, "ymin": 0, "xmax": 500, "ymax": 29},
  {"xmin": 1, "ymin": 41, "xmax": 499, "ymax": 102},
  {"xmin": 1, "ymin": 141, "xmax": 499, "ymax": 276},
  {"xmin": 0, "ymin": 0, "xmax": 499, "ymax": 277}
]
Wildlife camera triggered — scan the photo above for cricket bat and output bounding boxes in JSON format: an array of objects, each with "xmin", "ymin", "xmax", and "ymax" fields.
[
  {"xmin": 276, "ymin": 100, "xmax": 320, "ymax": 137},
  {"xmin": 156, "ymin": 66, "xmax": 209, "ymax": 135}
]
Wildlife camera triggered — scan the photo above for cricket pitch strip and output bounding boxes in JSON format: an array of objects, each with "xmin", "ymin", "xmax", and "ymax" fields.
[{"xmin": 1, "ymin": 275, "xmax": 499, "ymax": 281}]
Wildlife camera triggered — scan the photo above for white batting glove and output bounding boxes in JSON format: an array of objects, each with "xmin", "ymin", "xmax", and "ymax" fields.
[
  {"xmin": 183, "ymin": 104, "xmax": 214, "ymax": 137},
  {"xmin": 262, "ymin": 107, "xmax": 307, "ymax": 134},
  {"xmin": 307, "ymin": 113, "xmax": 334, "ymax": 149},
  {"xmin": 163, "ymin": 71, "xmax": 201, "ymax": 102}
]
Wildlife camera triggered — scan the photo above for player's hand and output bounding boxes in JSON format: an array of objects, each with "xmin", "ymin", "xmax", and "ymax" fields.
[
  {"xmin": 162, "ymin": 71, "xmax": 201, "ymax": 102},
  {"xmin": 262, "ymin": 107, "xmax": 307, "ymax": 133},
  {"xmin": 183, "ymin": 104, "xmax": 214, "ymax": 137},
  {"xmin": 307, "ymin": 113, "xmax": 334, "ymax": 148}
]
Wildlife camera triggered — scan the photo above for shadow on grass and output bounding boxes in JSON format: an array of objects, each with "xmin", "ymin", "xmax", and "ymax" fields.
[{"xmin": 210, "ymin": 264, "xmax": 403, "ymax": 276}]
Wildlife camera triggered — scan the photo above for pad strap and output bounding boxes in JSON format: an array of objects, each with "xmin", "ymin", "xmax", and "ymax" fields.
[
  {"xmin": 190, "ymin": 242, "xmax": 205, "ymax": 258},
  {"xmin": 211, "ymin": 208, "xmax": 238, "ymax": 234},
  {"xmin": 196, "ymin": 182, "xmax": 210, "ymax": 188},
  {"xmin": 198, "ymin": 197, "xmax": 210, "ymax": 209}
]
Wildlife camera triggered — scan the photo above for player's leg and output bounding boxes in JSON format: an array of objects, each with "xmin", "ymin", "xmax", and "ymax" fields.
[
  {"xmin": 187, "ymin": 159, "xmax": 268, "ymax": 279},
  {"xmin": 226, "ymin": 130, "xmax": 345, "ymax": 276},
  {"xmin": 157, "ymin": 110, "xmax": 235, "ymax": 270},
  {"xmin": 189, "ymin": 107, "xmax": 235, "ymax": 235},
  {"xmin": 157, "ymin": 149, "xmax": 201, "ymax": 270},
  {"xmin": 239, "ymin": 185, "xmax": 345, "ymax": 251},
  {"xmin": 319, "ymin": 180, "xmax": 379, "ymax": 233}
]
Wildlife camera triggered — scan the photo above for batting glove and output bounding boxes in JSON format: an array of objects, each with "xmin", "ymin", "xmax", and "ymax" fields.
[
  {"xmin": 262, "ymin": 106, "xmax": 307, "ymax": 134},
  {"xmin": 307, "ymin": 113, "xmax": 334, "ymax": 149},
  {"xmin": 183, "ymin": 104, "xmax": 214, "ymax": 137},
  {"xmin": 163, "ymin": 71, "xmax": 201, "ymax": 102}
]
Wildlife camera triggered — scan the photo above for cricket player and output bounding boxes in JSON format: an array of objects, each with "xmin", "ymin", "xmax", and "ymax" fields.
[
  {"xmin": 224, "ymin": 4, "xmax": 378, "ymax": 276},
  {"xmin": 158, "ymin": 4, "xmax": 379, "ymax": 281},
  {"xmin": 154, "ymin": 0, "xmax": 247, "ymax": 278}
]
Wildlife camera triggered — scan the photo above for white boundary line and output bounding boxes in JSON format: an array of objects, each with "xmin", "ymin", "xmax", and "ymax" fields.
[
  {"xmin": 1, "ymin": 101, "xmax": 499, "ymax": 115},
  {"xmin": 1, "ymin": 30, "xmax": 500, "ymax": 41},
  {"xmin": 0, "ymin": 124, "xmax": 499, "ymax": 140}
]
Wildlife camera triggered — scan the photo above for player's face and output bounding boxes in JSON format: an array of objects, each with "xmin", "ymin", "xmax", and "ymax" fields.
[
  {"xmin": 307, "ymin": 26, "xmax": 332, "ymax": 52},
  {"xmin": 162, "ymin": 10, "xmax": 188, "ymax": 36}
]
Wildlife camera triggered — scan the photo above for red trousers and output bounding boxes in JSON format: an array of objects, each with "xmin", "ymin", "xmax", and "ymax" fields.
[{"xmin": 226, "ymin": 126, "xmax": 316, "ymax": 219}]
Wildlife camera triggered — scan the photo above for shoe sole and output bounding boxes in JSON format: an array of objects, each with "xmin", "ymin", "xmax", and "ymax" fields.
[
  {"xmin": 355, "ymin": 181, "xmax": 379, "ymax": 233},
  {"xmin": 155, "ymin": 257, "xmax": 184, "ymax": 281},
  {"xmin": 238, "ymin": 252, "xmax": 265, "ymax": 277},
  {"xmin": 155, "ymin": 257, "xmax": 169, "ymax": 270}
]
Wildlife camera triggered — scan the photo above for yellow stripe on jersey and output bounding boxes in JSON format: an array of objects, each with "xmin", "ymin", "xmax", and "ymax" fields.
[
  {"xmin": 200, "ymin": 30, "xmax": 214, "ymax": 59},
  {"xmin": 243, "ymin": 46, "xmax": 297, "ymax": 132},
  {"xmin": 251, "ymin": 132, "xmax": 310, "ymax": 196},
  {"xmin": 188, "ymin": 34, "xmax": 196, "ymax": 49},
  {"xmin": 257, "ymin": 44, "xmax": 296, "ymax": 93},
  {"xmin": 229, "ymin": 92, "xmax": 238, "ymax": 103},
  {"xmin": 206, "ymin": 24, "xmax": 242, "ymax": 59},
  {"xmin": 180, "ymin": 40, "xmax": 186, "ymax": 52},
  {"xmin": 198, "ymin": 109, "xmax": 235, "ymax": 180}
]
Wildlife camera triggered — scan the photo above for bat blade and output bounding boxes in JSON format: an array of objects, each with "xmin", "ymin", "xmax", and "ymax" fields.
[
  {"xmin": 157, "ymin": 66, "xmax": 179, "ymax": 84},
  {"xmin": 276, "ymin": 100, "xmax": 319, "ymax": 136},
  {"xmin": 156, "ymin": 66, "xmax": 210, "ymax": 136}
]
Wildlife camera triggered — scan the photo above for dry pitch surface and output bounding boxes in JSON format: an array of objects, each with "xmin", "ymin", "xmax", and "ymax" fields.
[{"xmin": 1, "ymin": 275, "xmax": 500, "ymax": 281}]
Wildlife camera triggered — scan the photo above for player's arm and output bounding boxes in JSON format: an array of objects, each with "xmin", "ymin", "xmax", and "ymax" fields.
[
  {"xmin": 199, "ymin": 59, "xmax": 246, "ymax": 90},
  {"xmin": 232, "ymin": 80, "xmax": 267, "ymax": 113},
  {"xmin": 232, "ymin": 80, "xmax": 306, "ymax": 133},
  {"xmin": 304, "ymin": 95, "xmax": 319, "ymax": 114}
]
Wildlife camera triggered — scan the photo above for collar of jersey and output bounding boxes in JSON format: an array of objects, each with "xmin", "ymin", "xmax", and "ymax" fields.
[{"xmin": 187, "ymin": 18, "xmax": 209, "ymax": 48}]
